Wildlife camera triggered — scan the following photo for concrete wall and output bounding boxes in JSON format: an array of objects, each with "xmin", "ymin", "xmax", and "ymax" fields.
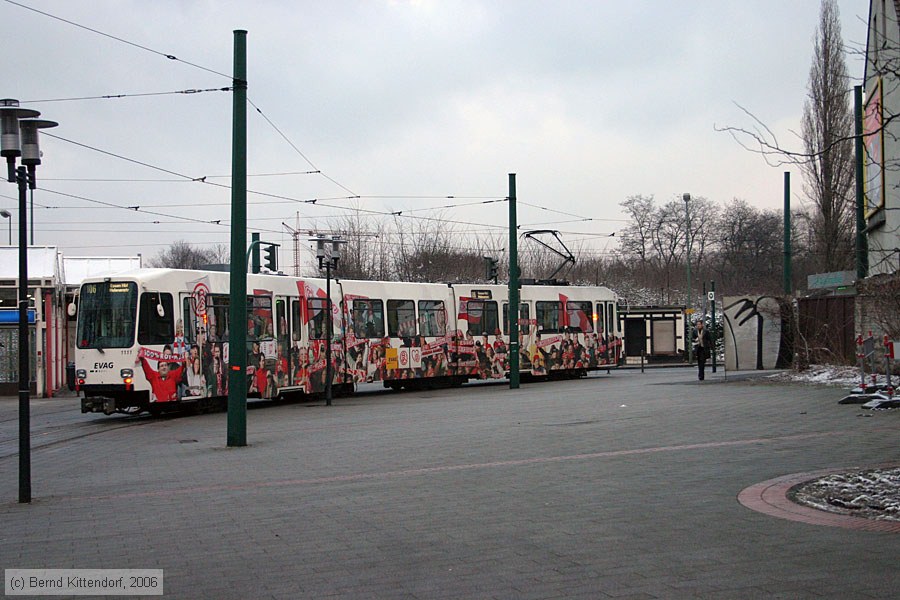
[{"xmin": 723, "ymin": 296, "xmax": 787, "ymax": 371}]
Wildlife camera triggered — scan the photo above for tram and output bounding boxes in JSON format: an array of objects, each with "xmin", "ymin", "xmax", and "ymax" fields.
[{"xmin": 72, "ymin": 268, "xmax": 621, "ymax": 415}]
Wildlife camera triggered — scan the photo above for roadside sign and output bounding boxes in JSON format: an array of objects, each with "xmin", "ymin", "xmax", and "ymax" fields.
[{"xmin": 707, "ymin": 291, "xmax": 715, "ymax": 301}]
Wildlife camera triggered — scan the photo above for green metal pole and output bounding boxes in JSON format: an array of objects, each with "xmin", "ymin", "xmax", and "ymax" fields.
[
  {"xmin": 784, "ymin": 171, "xmax": 791, "ymax": 295},
  {"xmin": 508, "ymin": 173, "xmax": 520, "ymax": 389},
  {"xmin": 854, "ymin": 85, "xmax": 868, "ymax": 280},
  {"xmin": 710, "ymin": 280, "xmax": 717, "ymax": 373},
  {"xmin": 227, "ymin": 29, "xmax": 248, "ymax": 447}
]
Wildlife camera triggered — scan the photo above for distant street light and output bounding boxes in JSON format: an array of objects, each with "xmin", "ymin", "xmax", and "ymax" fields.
[
  {"xmin": 683, "ymin": 192, "xmax": 693, "ymax": 364},
  {"xmin": 310, "ymin": 234, "xmax": 346, "ymax": 406},
  {"xmin": 0, "ymin": 98, "xmax": 57, "ymax": 504},
  {"xmin": 0, "ymin": 209, "xmax": 10, "ymax": 244}
]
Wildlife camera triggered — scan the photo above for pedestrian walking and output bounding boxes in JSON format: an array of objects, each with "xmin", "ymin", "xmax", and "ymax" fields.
[{"xmin": 694, "ymin": 320, "xmax": 712, "ymax": 381}]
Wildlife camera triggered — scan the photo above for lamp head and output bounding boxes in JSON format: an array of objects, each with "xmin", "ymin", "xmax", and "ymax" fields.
[
  {"xmin": 331, "ymin": 236, "xmax": 346, "ymax": 261},
  {"xmin": 0, "ymin": 100, "xmax": 40, "ymax": 159},
  {"xmin": 308, "ymin": 236, "xmax": 326, "ymax": 259},
  {"xmin": 0, "ymin": 100, "xmax": 41, "ymax": 183},
  {"xmin": 19, "ymin": 118, "xmax": 58, "ymax": 167}
]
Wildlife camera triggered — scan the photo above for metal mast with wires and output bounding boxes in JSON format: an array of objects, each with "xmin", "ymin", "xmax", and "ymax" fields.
[{"xmin": 283, "ymin": 216, "xmax": 301, "ymax": 276}]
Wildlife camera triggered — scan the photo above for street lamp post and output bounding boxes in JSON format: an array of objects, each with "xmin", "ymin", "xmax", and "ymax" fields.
[
  {"xmin": 0, "ymin": 99, "xmax": 57, "ymax": 504},
  {"xmin": 683, "ymin": 192, "xmax": 693, "ymax": 364},
  {"xmin": 0, "ymin": 209, "xmax": 10, "ymax": 244},
  {"xmin": 310, "ymin": 235, "xmax": 346, "ymax": 406}
]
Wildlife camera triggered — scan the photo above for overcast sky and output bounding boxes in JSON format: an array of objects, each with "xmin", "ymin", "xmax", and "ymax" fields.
[{"xmin": 0, "ymin": 0, "xmax": 870, "ymax": 269}]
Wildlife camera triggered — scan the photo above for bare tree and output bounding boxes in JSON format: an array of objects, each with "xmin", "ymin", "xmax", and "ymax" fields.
[
  {"xmin": 147, "ymin": 240, "xmax": 220, "ymax": 269},
  {"xmin": 324, "ymin": 210, "xmax": 389, "ymax": 281},
  {"xmin": 617, "ymin": 195, "xmax": 656, "ymax": 281},
  {"xmin": 801, "ymin": 0, "xmax": 856, "ymax": 273},
  {"xmin": 711, "ymin": 199, "xmax": 783, "ymax": 292}
]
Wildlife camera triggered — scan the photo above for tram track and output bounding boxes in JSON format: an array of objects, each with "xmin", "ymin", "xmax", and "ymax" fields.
[{"xmin": 0, "ymin": 413, "xmax": 152, "ymax": 461}]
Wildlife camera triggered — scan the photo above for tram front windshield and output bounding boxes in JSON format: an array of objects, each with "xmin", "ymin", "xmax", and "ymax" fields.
[{"xmin": 77, "ymin": 281, "xmax": 138, "ymax": 349}]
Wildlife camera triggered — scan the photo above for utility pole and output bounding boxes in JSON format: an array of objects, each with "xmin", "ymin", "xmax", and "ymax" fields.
[
  {"xmin": 227, "ymin": 30, "xmax": 248, "ymax": 448},
  {"xmin": 508, "ymin": 173, "xmax": 520, "ymax": 389}
]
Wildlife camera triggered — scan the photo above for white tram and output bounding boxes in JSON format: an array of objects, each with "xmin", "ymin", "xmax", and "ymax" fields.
[{"xmin": 73, "ymin": 268, "xmax": 621, "ymax": 415}]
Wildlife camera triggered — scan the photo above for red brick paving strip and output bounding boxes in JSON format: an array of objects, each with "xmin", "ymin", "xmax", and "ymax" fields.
[{"xmin": 738, "ymin": 466, "xmax": 900, "ymax": 533}]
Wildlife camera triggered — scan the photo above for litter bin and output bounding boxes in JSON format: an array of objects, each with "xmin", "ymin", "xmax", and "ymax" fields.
[{"xmin": 67, "ymin": 362, "xmax": 76, "ymax": 391}]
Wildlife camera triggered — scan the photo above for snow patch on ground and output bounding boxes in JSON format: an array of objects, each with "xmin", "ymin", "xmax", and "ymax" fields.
[
  {"xmin": 766, "ymin": 364, "xmax": 900, "ymax": 521},
  {"xmin": 766, "ymin": 364, "xmax": 890, "ymax": 389},
  {"xmin": 790, "ymin": 468, "xmax": 900, "ymax": 522}
]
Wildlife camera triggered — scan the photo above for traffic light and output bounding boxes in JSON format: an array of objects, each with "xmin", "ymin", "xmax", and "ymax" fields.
[
  {"xmin": 484, "ymin": 256, "xmax": 498, "ymax": 283},
  {"xmin": 263, "ymin": 244, "xmax": 278, "ymax": 272}
]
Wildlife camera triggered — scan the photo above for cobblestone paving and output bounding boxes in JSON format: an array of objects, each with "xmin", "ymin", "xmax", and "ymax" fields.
[{"xmin": 1, "ymin": 369, "xmax": 899, "ymax": 599}]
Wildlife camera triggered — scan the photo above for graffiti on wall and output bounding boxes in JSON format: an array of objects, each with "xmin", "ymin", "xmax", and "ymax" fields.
[{"xmin": 723, "ymin": 296, "xmax": 792, "ymax": 371}]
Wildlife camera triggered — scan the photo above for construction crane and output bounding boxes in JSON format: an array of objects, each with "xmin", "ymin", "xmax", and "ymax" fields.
[{"xmin": 282, "ymin": 218, "xmax": 302, "ymax": 277}]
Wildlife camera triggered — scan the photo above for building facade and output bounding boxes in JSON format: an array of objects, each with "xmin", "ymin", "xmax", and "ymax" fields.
[
  {"xmin": 864, "ymin": 0, "xmax": 900, "ymax": 275},
  {"xmin": 0, "ymin": 246, "xmax": 140, "ymax": 397}
]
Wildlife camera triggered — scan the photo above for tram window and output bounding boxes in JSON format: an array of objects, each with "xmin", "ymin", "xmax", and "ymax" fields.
[
  {"xmin": 276, "ymin": 299, "xmax": 287, "ymax": 339},
  {"xmin": 308, "ymin": 298, "xmax": 329, "ymax": 340},
  {"xmin": 249, "ymin": 295, "xmax": 273, "ymax": 340},
  {"xmin": 566, "ymin": 301, "xmax": 593, "ymax": 333},
  {"xmin": 502, "ymin": 303, "xmax": 529, "ymax": 335},
  {"xmin": 137, "ymin": 292, "xmax": 174, "ymax": 345},
  {"xmin": 290, "ymin": 300, "xmax": 301, "ymax": 341},
  {"xmin": 596, "ymin": 303, "xmax": 606, "ymax": 335},
  {"xmin": 536, "ymin": 301, "xmax": 562, "ymax": 333},
  {"xmin": 182, "ymin": 297, "xmax": 196, "ymax": 344},
  {"xmin": 607, "ymin": 304, "xmax": 615, "ymax": 336},
  {"xmin": 76, "ymin": 281, "xmax": 138, "ymax": 349},
  {"xmin": 206, "ymin": 294, "xmax": 230, "ymax": 342},
  {"xmin": 388, "ymin": 300, "xmax": 416, "ymax": 337},
  {"xmin": 467, "ymin": 300, "xmax": 499, "ymax": 336},
  {"xmin": 352, "ymin": 299, "xmax": 385, "ymax": 338},
  {"xmin": 418, "ymin": 300, "xmax": 446, "ymax": 337}
]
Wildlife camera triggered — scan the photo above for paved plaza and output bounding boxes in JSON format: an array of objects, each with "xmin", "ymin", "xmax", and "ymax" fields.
[{"xmin": 1, "ymin": 367, "xmax": 899, "ymax": 599}]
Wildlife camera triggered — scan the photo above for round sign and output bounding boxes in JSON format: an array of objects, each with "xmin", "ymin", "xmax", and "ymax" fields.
[{"xmin": 191, "ymin": 282, "xmax": 209, "ymax": 316}]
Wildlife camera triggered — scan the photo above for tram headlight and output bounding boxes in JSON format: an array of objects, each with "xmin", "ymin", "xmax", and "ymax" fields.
[
  {"xmin": 76, "ymin": 369, "xmax": 86, "ymax": 379},
  {"xmin": 120, "ymin": 368, "xmax": 133, "ymax": 379}
]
